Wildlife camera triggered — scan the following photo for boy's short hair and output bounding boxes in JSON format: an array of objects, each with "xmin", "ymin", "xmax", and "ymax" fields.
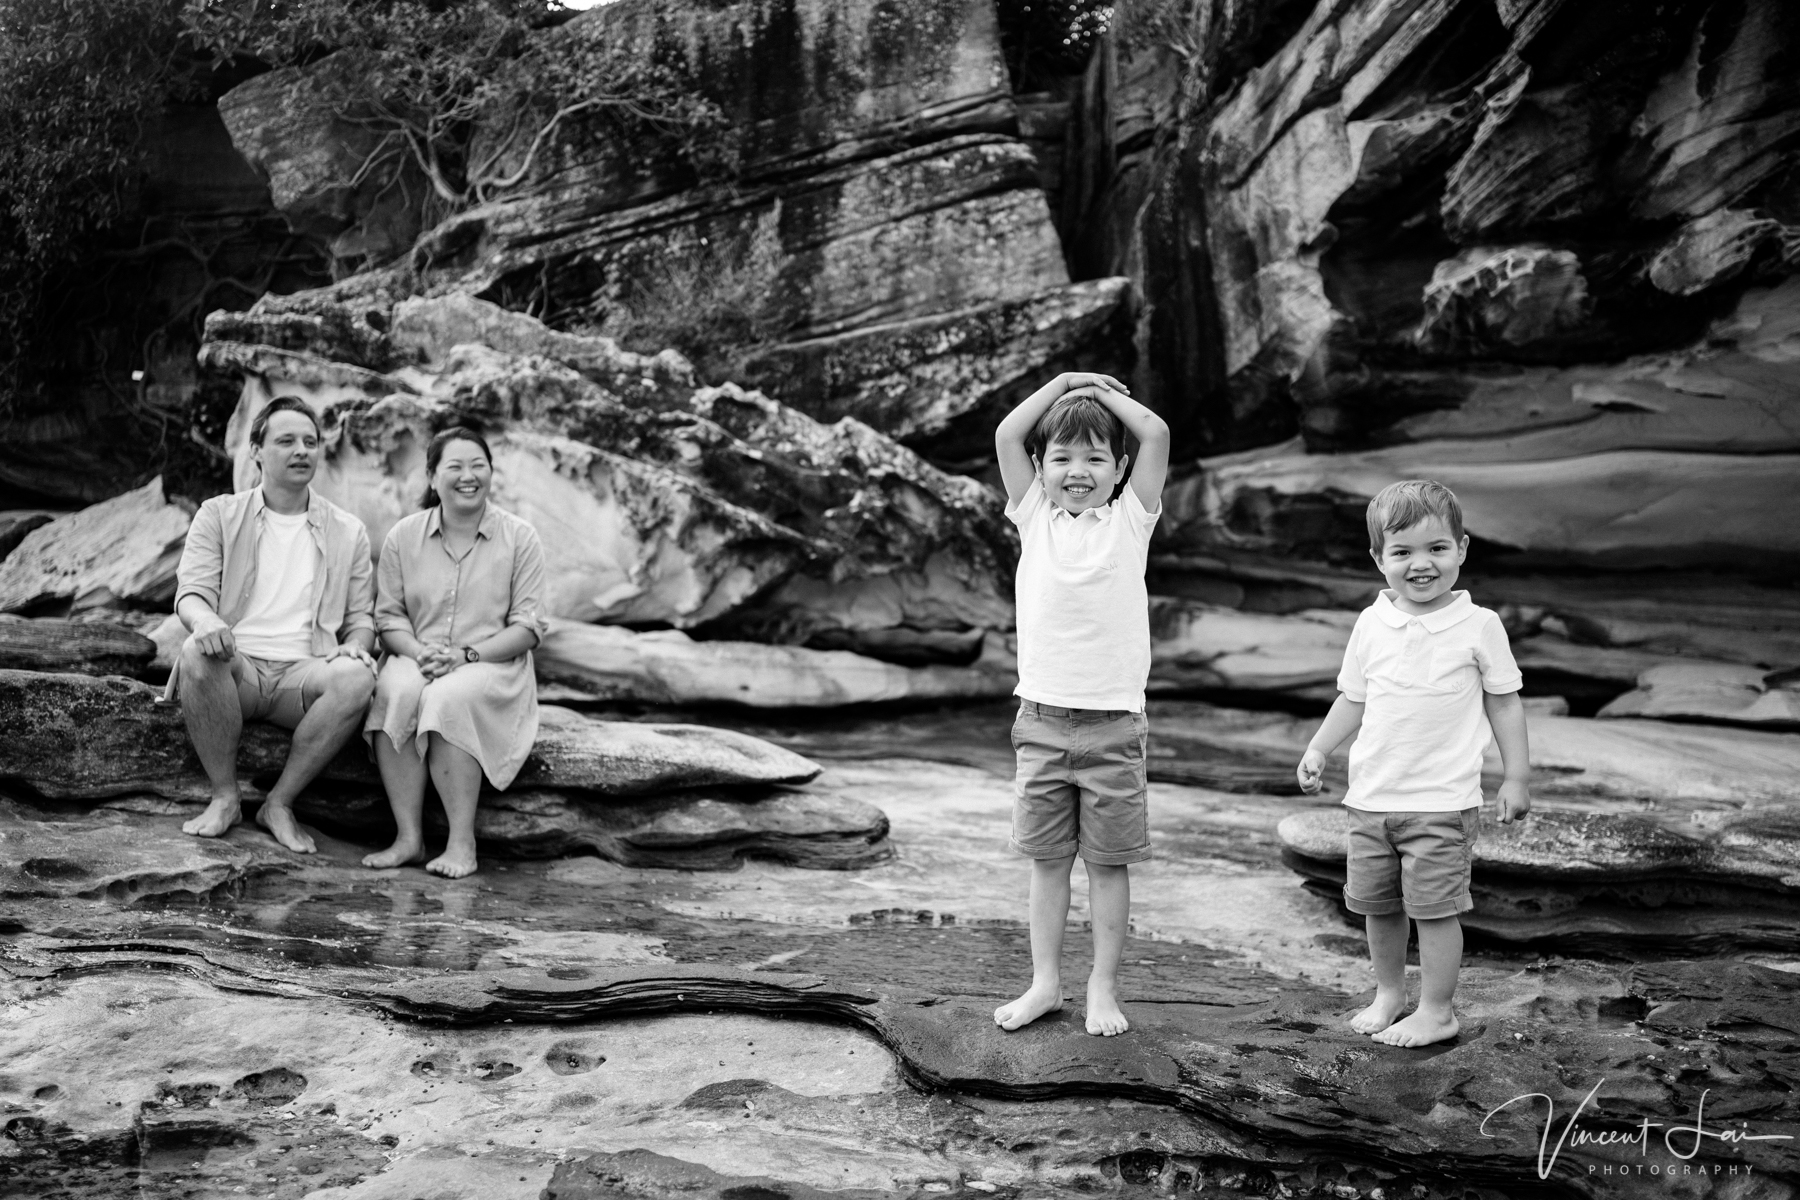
[
  {"xmin": 1027, "ymin": 393, "xmax": 1126, "ymax": 462},
  {"xmin": 250, "ymin": 395, "xmax": 321, "ymax": 446},
  {"xmin": 1367, "ymin": 480, "xmax": 1465, "ymax": 553}
]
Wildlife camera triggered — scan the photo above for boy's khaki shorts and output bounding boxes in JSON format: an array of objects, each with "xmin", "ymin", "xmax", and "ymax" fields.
[
  {"xmin": 1343, "ymin": 807, "xmax": 1479, "ymax": 920},
  {"xmin": 1010, "ymin": 700, "xmax": 1151, "ymax": 866}
]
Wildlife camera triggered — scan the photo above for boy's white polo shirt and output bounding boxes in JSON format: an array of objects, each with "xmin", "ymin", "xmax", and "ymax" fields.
[
  {"xmin": 1007, "ymin": 479, "xmax": 1160, "ymax": 712},
  {"xmin": 1338, "ymin": 590, "xmax": 1522, "ymax": 812}
]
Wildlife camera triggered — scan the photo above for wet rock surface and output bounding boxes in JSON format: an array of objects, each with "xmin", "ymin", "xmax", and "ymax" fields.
[{"xmin": 3, "ymin": 698, "xmax": 1796, "ymax": 1197}]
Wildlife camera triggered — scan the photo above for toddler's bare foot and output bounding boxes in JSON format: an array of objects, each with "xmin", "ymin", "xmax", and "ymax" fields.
[
  {"xmin": 255, "ymin": 802, "xmax": 317, "ymax": 854},
  {"xmin": 1085, "ymin": 978, "xmax": 1129, "ymax": 1036},
  {"xmin": 1349, "ymin": 988, "xmax": 1408, "ymax": 1034},
  {"xmin": 426, "ymin": 842, "xmax": 479, "ymax": 879},
  {"xmin": 1372, "ymin": 1006, "xmax": 1460, "ymax": 1047},
  {"xmin": 182, "ymin": 790, "xmax": 241, "ymax": 839},
  {"xmin": 994, "ymin": 981, "xmax": 1063, "ymax": 1031},
  {"xmin": 362, "ymin": 838, "xmax": 426, "ymax": 869}
]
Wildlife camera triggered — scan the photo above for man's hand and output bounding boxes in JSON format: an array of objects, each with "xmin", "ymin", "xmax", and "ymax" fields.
[
  {"xmin": 1496, "ymin": 778, "xmax": 1531, "ymax": 824},
  {"xmin": 328, "ymin": 642, "xmax": 379, "ymax": 675},
  {"xmin": 189, "ymin": 610, "xmax": 236, "ymax": 661},
  {"xmin": 1296, "ymin": 749, "xmax": 1327, "ymax": 795}
]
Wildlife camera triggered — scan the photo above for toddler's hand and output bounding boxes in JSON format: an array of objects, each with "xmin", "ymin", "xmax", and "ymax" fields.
[
  {"xmin": 1061, "ymin": 371, "xmax": 1130, "ymax": 395},
  {"xmin": 1296, "ymin": 749, "xmax": 1327, "ymax": 795},
  {"xmin": 1497, "ymin": 778, "xmax": 1531, "ymax": 823}
]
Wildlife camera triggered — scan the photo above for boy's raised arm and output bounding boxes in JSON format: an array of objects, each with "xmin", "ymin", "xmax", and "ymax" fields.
[
  {"xmin": 995, "ymin": 372, "xmax": 1132, "ymax": 505},
  {"xmin": 1069, "ymin": 384, "xmax": 1170, "ymax": 509}
]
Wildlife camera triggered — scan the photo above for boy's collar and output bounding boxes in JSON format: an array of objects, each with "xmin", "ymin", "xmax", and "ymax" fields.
[{"xmin": 1373, "ymin": 589, "xmax": 1476, "ymax": 632}]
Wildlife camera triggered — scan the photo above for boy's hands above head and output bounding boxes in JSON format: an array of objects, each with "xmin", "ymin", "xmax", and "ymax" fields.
[
  {"xmin": 1060, "ymin": 372, "xmax": 1130, "ymax": 395},
  {"xmin": 1296, "ymin": 748, "xmax": 1327, "ymax": 795},
  {"xmin": 1496, "ymin": 778, "xmax": 1531, "ymax": 824}
]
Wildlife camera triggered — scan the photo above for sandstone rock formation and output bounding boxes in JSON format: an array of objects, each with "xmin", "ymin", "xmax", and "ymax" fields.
[
  {"xmin": 1600, "ymin": 662, "xmax": 1800, "ymax": 728},
  {"xmin": 215, "ymin": 0, "xmax": 1131, "ymax": 459},
  {"xmin": 0, "ymin": 619, "xmax": 155, "ymax": 678},
  {"xmin": 0, "ymin": 479, "xmax": 191, "ymax": 615},
  {"xmin": 0, "ymin": 669, "xmax": 819, "ymax": 803},
  {"xmin": 1279, "ymin": 807, "xmax": 1800, "ymax": 954},
  {"xmin": 200, "ymin": 293, "xmax": 1018, "ymax": 663},
  {"xmin": 536, "ymin": 620, "xmax": 1015, "ymax": 708}
]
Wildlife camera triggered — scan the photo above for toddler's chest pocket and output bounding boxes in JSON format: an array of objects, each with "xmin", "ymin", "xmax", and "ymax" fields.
[{"xmin": 1418, "ymin": 647, "xmax": 1475, "ymax": 691}]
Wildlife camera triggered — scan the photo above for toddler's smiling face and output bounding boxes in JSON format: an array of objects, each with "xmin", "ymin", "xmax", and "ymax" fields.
[
  {"xmin": 1373, "ymin": 516, "xmax": 1467, "ymax": 612},
  {"xmin": 1036, "ymin": 436, "xmax": 1125, "ymax": 515}
]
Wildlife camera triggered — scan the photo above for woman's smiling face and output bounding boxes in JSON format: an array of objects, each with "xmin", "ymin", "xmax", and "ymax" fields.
[
  {"xmin": 1036, "ymin": 436, "xmax": 1126, "ymax": 515},
  {"xmin": 433, "ymin": 439, "xmax": 492, "ymax": 511}
]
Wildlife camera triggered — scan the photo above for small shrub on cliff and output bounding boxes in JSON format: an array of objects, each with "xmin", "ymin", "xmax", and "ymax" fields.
[{"xmin": 182, "ymin": 0, "xmax": 732, "ymax": 210}]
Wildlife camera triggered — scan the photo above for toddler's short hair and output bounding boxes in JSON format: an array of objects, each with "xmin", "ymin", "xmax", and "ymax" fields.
[
  {"xmin": 1027, "ymin": 393, "xmax": 1126, "ymax": 462},
  {"xmin": 1366, "ymin": 480, "xmax": 1465, "ymax": 554}
]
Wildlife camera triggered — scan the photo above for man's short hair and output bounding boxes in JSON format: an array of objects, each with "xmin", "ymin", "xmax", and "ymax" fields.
[
  {"xmin": 1027, "ymin": 393, "xmax": 1126, "ymax": 462},
  {"xmin": 249, "ymin": 395, "xmax": 321, "ymax": 446},
  {"xmin": 1367, "ymin": 480, "xmax": 1465, "ymax": 554}
]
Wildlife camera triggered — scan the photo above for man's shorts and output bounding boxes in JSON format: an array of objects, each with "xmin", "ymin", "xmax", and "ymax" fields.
[
  {"xmin": 231, "ymin": 654, "xmax": 336, "ymax": 729},
  {"xmin": 1343, "ymin": 807, "xmax": 1479, "ymax": 920},
  {"xmin": 1010, "ymin": 700, "xmax": 1151, "ymax": 866}
]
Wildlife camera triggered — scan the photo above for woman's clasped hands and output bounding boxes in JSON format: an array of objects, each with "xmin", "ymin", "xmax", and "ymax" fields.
[{"xmin": 415, "ymin": 642, "xmax": 467, "ymax": 681}]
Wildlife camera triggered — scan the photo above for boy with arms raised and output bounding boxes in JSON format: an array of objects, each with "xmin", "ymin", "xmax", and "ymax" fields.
[
  {"xmin": 1296, "ymin": 480, "xmax": 1531, "ymax": 1047},
  {"xmin": 992, "ymin": 371, "xmax": 1169, "ymax": 1037}
]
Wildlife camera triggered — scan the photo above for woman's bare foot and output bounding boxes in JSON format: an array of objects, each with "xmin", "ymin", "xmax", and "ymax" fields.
[
  {"xmin": 254, "ymin": 802, "xmax": 317, "ymax": 854},
  {"xmin": 994, "ymin": 981, "xmax": 1063, "ymax": 1031},
  {"xmin": 362, "ymin": 838, "xmax": 426, "ymax": 869},
  {"xmin": 181, "ymin": 791, "xmax": 241, "ymax": 839},
  {"xmin": 1085, "ymin": 978, "xmax": 1129, "ymax": 1036},
  {"xmin": 1350, "ymin": 988, "xmax": 1408, "ymax": 1034},
  {"xmin": 426, "ymin": 842, "xmax": 479, "ymax": 879},
  {"xmin": 1372, "ymin": 1006, "xmax": 1459, "ymax": 1047}
]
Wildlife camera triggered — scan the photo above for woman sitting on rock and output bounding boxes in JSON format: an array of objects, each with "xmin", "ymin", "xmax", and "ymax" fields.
[{"xmin": 362, "ymin": 426, "xmax": 548, "ymax": 878}]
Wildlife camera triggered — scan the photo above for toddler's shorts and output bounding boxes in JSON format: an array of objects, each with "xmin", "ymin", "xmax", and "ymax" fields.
[
  {"xmin": 1009, "ymin": 699, "xmax": 1150, "ymax": 866},
  {"xmin": 1342, "ymin": 807, "xmax": 1479, "ymax": 920}
]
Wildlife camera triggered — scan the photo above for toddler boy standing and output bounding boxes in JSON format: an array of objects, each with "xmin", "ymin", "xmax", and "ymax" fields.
[
  {"xmin": 1296, "ymin": 480, "xmax": 1531, "ymax": 1047},
  {"xmin": 992, "ymin": 371, "xmax": 1170, "ymax": 1037}
]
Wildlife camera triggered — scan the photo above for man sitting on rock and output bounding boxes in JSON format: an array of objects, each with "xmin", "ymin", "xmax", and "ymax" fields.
[{"xmin": 165, "ymin": 395, "xmax": 379, "ymax": 853}]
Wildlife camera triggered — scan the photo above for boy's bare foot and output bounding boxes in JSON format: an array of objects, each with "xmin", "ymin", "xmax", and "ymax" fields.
[
  {"xmin": 426, "ymin": 843, "xmax": 479, "ymax": 879},
  {"xmin": 1085, "ymin": 978, "xmax": 1129, "ymax": 1036},
  {"xmin": 362, "ymin": 838, "xmax": 426, "ymax": 869},
  {"xmin": 994, "ymin": 981, "xmax": 1063, "ymax": 1030},
  {"xmin": 181, "ymin": 790, "xmax": 241, "ymax": 839},
  {"xmin": 1349, "ymin": 988, "xmax": 1408, "ymax": 1034},
  {"xmin": 1372, "ymin": 1007, "xmax": 1459, "ymax": 1047},
  {"xmin": 255, "ymin": 802, "xmax": 317, "ymax": 854}
]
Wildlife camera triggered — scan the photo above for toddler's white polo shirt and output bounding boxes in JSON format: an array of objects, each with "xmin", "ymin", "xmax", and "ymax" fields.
[
  {"xmin": 1007, "ymin": 479, "xmax": 1160, "ymax": 712},
  {"xmin": 1338, "ymin": 590, "xmax": 1522, "ymax": 812}
]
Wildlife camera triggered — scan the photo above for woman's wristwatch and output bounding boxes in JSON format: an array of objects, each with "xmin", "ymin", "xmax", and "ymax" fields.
[{"xmin": 462, "ymin": 645, "xmax": 481, "ymax": 663}]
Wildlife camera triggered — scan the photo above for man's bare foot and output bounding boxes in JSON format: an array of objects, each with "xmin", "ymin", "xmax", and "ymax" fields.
[
  {"xmin": 181, "ymin": 792, "xmax": 241, "ymax": 839},
  {"xmin": 362, "ymin": 838, "xmax": 426, "ymax": 869},
  {"xmin": 254, "ymin": 803, "xmax": 317, "ymax": 854},
  {"xmin": 994, "ymin": 981, "xmax": 1063, "ymax": 1031},
  {"xmin": 1085, "ymin": 978, "xmax": 1129, "ymax": 1036},
  {"xmin": 426, "ymin": 843, "xmax": 478, "ymax": 879},
  {"xmin": 1372, "ymin": 1007, "xmax": 1459, "ymax": 1047},
  {"xmin": 1349, "ymin": 988, "xmax": 1408, "ymax": 1034}
]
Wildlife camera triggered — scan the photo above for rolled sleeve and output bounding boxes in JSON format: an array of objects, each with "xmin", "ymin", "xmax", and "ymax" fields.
[
  {"xmin": 1476, "ymin": 611, "xmax": 1524, "ymax": 694},
  {"xmin": 1337, "ymin": 617, "xmax": 1368, "ymax": 702},
  {"xmin": 341, "ymin": 522, "xmax": 376, "ymax": 638},
  {"xmin": 506, "ymin": 523, "xmax": 549, "ymax": 645},
  {"xmin": 373, "ymin": 529, "xmax": 417, "ymax": 639},
  {"xmin": 173, "ymin": 500, "xmax": 225, "ymax": 612}
]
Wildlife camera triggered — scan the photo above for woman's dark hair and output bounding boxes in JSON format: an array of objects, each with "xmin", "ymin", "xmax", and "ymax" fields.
[
  {"xmin": 250, "ymin": 395, "xmax": 321, "ymax": 446},
  {"xmin": 421, "ymin": 426, "xmax": 494, "ymax": 508}
]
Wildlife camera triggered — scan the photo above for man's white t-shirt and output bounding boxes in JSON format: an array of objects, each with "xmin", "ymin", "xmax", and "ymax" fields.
[
  {"xmin": 1007, "ymin": 479, "xmax": 1160, "ymax": 712},
  {"xmin": 231, "ymin": 509, "xmax": 318, "ymax": 662},
  {"xmin": 1338, "ymin": 590, "xmax": 1522, "ymax": 812}
]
